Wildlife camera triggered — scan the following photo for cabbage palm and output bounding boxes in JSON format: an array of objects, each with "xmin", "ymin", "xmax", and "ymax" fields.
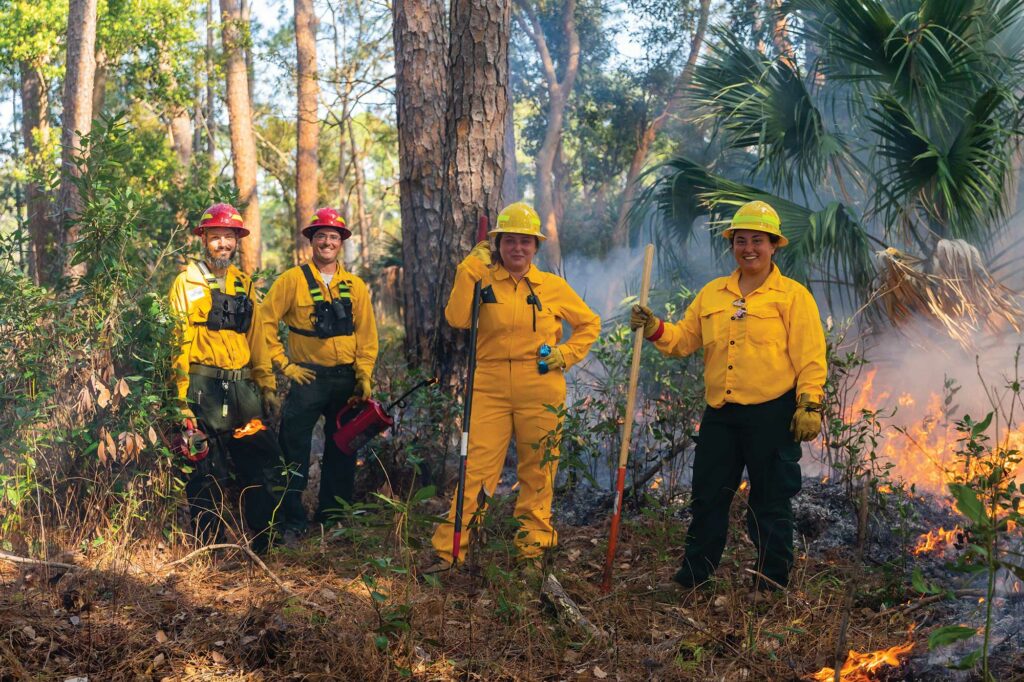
[{"xmin": 639, "ymin": 0, "xmax": 1024, "ymax": 319}]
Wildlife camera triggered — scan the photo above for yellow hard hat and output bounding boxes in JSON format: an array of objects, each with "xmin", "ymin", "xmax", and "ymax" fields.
[
  {"xmin": 489, "ymin": 202, "xmax": 546, "ymax": 241},
  {"xmin": 722, "ymin": 200, "xmax": 788, "ymax": 247}
]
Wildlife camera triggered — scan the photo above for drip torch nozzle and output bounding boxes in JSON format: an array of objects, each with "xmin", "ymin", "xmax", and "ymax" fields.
[{"xmin": 537, "ymin": 343, "xmax": 552, "ymax": 374}]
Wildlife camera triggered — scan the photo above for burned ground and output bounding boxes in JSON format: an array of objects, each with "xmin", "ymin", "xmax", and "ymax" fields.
[{"xmin": 2, "ymin": 478, "xmax": 1020, "ymax": 681}]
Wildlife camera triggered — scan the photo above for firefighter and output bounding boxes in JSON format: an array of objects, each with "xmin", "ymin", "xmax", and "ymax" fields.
[
  {"xmin": 424, "ymin": 202, "xmax": 602, "ymax": 572},
  {"xmin": 261, "ymin": 207, "xmax": 378, "ymax": 532},
  {"xmin": 169, "ymin": 203, "xmax": 284, "ymax": 553},
  {"xmin": 630, "ymin": 200, "xmax": 826, "ymax": 591}
]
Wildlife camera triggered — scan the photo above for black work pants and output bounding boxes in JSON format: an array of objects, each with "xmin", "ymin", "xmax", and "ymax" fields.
[
  {"xmin": 278, "ymin": 364, "xmax": 356, "ymax": 529},
  {"xmin": 675, "ymin": 390, "xmax": 802, "ymax": 588},
  {"xmin": 184, "ymin": 374, "xmax": 283, "ymax": 552}
]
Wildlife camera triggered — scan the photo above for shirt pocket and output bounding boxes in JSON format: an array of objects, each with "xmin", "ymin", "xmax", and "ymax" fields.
[
  {"xmin": 699, "ymin": 305, "xmax": 729, "ymax": 348},
  {"xmin": 745, "ymin": 305, "xmax": 786, "ymax": 346}
]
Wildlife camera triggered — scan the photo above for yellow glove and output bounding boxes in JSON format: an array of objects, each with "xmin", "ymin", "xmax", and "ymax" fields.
[
  {"xmin": 349, "ymin": 373, "xmax": 373, "ymax": 405},
  {"xmin": 282, "ymin": 363, "xmax": 316, "ymax": 385},
  {"xmin": 262, "ymin": 389, "xmax": 282, "ymax": 421},
  {"xmin": 539, "ymin": 346, "xmax": 567, "ymax": 371},
  {"xmin": 460, "ymin": 241, "xmax": 492, "ymax": 281},
  {"xmin": 630, "ymin": 304, "xmax": 661, "ymax": 339},
  {"xmin": 790, "ymin": 393, "xmax": 822, "ymax": 442}
]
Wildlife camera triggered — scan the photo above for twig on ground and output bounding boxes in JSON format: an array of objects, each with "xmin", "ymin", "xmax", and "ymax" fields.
[
  {"xmin": 162, "ymin": 543, "xmax": 323, "ymax": 611},
  {"xmin": 868, "ymin": 589, "xmax": 986, "ymax": 622},
  {"xmin": 0, "ymin": 551, "xmax": 79, "ymax": 571}
]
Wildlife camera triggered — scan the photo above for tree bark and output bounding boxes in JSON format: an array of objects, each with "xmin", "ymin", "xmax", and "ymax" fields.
[
  {"xmin": 20, "ymin": 62, "xmax": 55, "ymax": 286},
  {"xmin": 611, "ymin": 0, "xmax": 710, "ymax": 247},
  {"xmin": 92, "ymin": 49, "xmax": 107, "ymax": 120},
  {"xmin": 294, "ymin": 0, "xmax": 318, "ymax": 264},
  {"xmin": 438, "ymin": 0, "xmax": 511, "ymax": 381},
  {"xmin": 393, "ymin": 0, "xmax": 449, "ymax": 367},
  {"xmin": 220, "ymin": 0, "xmax": 261, "ymax": 273},
  {"xmin": 514, "ymin": 0, "xmax": 578, "ymax": 273},
  {"xmin": 58, "ymin": 0, "xmax": 98, "ymax": 279}
]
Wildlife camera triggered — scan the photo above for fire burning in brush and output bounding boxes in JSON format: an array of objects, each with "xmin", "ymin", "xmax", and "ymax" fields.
[
  {"xmin": 233, "ymin": 418, "xmax": 267, "ymax": 439},
  {"xmin": 838, "ymin": 369, "xmax": 1024, "ymax": 495},
  {"xmin": 913, "ymin": 525, "xmax": 965, "ymax": 555},
  {"xmin": 806, "ymin": 639, "xmax": 914, "ymax": 681}
]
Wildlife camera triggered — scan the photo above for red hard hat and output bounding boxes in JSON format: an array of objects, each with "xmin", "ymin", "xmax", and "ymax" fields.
[
  {"xmin": 302, "ymin": 207, "xmax": 351, "ymax": 241},
  {"xmin": 194, "ymin": 203, "xmax": 250, "ymax": 237}
]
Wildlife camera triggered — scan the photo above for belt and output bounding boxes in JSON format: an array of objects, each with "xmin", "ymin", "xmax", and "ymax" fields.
[
  {"xmin": 189, "ymin": 363, "xmax": 251, "ymax": 381},
  {"xmin": 298, "ymin": 362, "xmax": 353, "ymax": 376}
]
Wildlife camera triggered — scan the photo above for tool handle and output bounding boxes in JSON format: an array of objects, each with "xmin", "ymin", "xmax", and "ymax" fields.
[
  {"xmin": 616, "ymin": 244, "xmax": 654, "ymax": 469},
  {"xmin": 453, "ymin": 214, "xmax": 489, "ymax": 563}
]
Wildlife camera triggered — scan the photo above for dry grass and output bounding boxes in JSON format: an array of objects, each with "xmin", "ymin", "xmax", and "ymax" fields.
[{"xmin": 0, "ymin": 491, "xmax": 935, "ymax": 682}]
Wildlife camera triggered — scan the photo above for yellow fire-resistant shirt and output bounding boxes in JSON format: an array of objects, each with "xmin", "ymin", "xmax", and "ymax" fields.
[
  {"xmin": 649, "ymin": 265, "xmax": 826, "ymax": 407},
  {"xmin": 261, "ymin": 264, "xmax": 378, "ymax": 381},
  {"xmin": 445, "ymin": 257, "xmax": 601, "ymax": 368},
  {"xmin": 169, "ymin": 261, "xmax": 276, "ymax": 401}
]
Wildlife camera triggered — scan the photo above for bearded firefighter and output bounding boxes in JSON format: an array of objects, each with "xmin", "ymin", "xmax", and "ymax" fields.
[
  {"xmin": 169, "ymin": 203, "xmax": 285, "ymax": 553},
  {"xmin": 631, "ymin": 200, "xmax": 827, "ymax": 591},
  {"xmin": 261, "ymin": 208, "xmax": 379, "ymax": 532},
  {"xmin": 423, "ymin": 202, "xmax": 601, "ymax": 573}
]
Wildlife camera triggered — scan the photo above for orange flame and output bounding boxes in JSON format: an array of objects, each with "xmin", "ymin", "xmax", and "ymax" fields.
[
  {"xmin": 233, "ymin": 418, "xmax": 267, "ymax": 439},
  {"xmin": 913, "ymin": 526, "xmax": 964, "ymax": 555},
  {"xmin": 840, "ymin": 369, "xmax": 1024, "ymax": 495},
  {"xmin": 807, "ymin": 640, "xmax": 914, "ymax": 681},
  {"xmin": 739, "ymin": 480, "xmax": 748, "ymax": 492}
]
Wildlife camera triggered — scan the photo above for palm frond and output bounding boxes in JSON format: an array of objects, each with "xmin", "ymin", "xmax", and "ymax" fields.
[
  {"xmin": 868, "ymin": 87, "xmax": 1015, "ymax": 243},
  {"xmin": 692, "ymin": 29, "xmax": 848, "ymax": 197},
  {"xmin": 633, "ymin": 156, "xmax": 875, "ymax": 301}
]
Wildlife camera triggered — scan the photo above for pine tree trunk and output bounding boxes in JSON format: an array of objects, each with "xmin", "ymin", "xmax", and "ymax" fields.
[
  {"xmin": 58, "ymin": 0, "xmax": 98, "ymax": 280},
  {"xmin": 502, "ymin": 85, "xmax": 518, "ymax": 206},
  {"xmin": 92, "ymin": 49, "xmax": 107, "ymax": 119},
  {"xmin": 438, "ymin": 0, "xmax": 511, "ymax": 382},
  {"xmin": 294, "ymin": 0, "xmax": 318, "ymax": 264},
  {"xmin": 220, "ymin": 0, "xmax": 262, "ymax": 273},
  {"xmin": 20, "ymin": 62, "xmax": 55, "ymax": 286},
  {"xmin": 393, "ymin": 0, "xmax": 449, "ymax": 367}
]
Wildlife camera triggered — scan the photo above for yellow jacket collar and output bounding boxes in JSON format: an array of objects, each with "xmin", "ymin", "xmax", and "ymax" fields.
[
  {"xmin": 491, "ymin": 263, "xmax": 547, "ymax": 284},
  {"xmin": 185, "ymin": 260, "xmax": 247, "ymax": 288},
  {"xmin": 721, "ymin": 264, "xmax": 785, "ymax": 296}
]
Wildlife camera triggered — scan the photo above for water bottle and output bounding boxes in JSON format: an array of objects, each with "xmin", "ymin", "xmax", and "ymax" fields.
[{"xmin": 537, "ymin": 344, "xmax": 551, "ymax": 374}]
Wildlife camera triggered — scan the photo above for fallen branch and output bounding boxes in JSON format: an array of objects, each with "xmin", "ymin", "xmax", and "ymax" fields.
[
  {"xmin": 0, "ymin": 551, "xmax": 80, "ymax": 571},
  {"xmin": 868, "ymin": 589, "xmax": 985, "ymax": 622},
  {"xmin": 162, "ymin": 543, "xmax": 322, "ymax": 611},
  {"xmin": 540, "ymin": 573, "xmax": 607, "ymax": 640}
]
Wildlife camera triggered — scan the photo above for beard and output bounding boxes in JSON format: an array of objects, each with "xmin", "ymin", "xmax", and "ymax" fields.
[{"xmin": 210, "ymin": 255, "xmax": 233, "ymax": 270}]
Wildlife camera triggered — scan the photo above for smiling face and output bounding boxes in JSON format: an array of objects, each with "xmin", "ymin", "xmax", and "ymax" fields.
[
  {"xmin": 498, "ymin": 233, "xmax": 538, "ymax": 276},
  {"xmin": 310, "ymin": 228, "xmax": 344, "ymax": 268},
  {"xmin": 731, "ymin": 229, "xmax": 777, "ymax": 278},
  {"xmin": 203, "ymin": 227, "xmax": 238, "ymax": 269}
]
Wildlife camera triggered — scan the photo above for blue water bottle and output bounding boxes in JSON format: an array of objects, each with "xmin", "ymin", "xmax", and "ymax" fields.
[{"xmin": 537, "ymin": 343, "xmax": 552, "ymax": 374}]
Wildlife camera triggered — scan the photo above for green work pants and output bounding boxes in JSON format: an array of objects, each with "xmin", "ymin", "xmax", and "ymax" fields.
[
  {"xmin": 278, "ymin": 363, "xmax": 356, "ymax": 529},
  {"xmin": 185, "ymin": 373, "xmax": 283, "ymax": 552},
  {"xmin": 675, "ymin": 390, "xmax": 802, "ymax": 588}
]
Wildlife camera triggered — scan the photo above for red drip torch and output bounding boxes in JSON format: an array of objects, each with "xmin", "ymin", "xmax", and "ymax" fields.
[{"xmin": 332, "ymin": 378, "xmax": 438, "ymax": 456}]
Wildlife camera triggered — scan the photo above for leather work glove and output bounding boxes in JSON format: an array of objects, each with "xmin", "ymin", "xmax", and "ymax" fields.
[
  {"xmin": 790, "ymin": 393, "xmax": 822, "ymax": 442},
  {"xmin": 539, "ymin": 345, "xmax": 567, "ymax": 371},
  {"xmin": 630, "ymin": 304, "xmax": 661, "ymax": 339},
  {"xmin": 349, "ymin": 373, "xmax": 373, "ymax": 405},
  {"xmin": 262, "ymin": 389, "xmax": 282, "ymax": 422},
  {"xmin": 461, "ymin": 241, "xmax": 492, "ymax": 281},
  {"xmin": 283, "ymin": 363, "xmax": 316, "ymax": 385}
]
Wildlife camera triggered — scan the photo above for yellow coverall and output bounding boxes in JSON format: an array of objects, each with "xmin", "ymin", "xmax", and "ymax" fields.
[{"xmin": 432, "ymin": 255, "xmax": 601, "ymax": 561}]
